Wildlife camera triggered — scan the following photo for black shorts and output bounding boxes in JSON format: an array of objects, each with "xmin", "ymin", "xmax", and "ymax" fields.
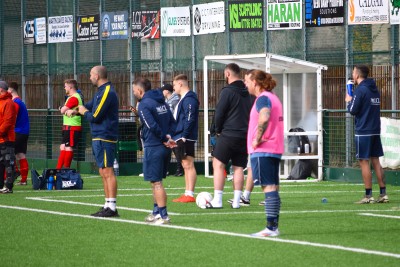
[
  {"xmin": 62, "ymin": 130, "xmax": 81, "ymax": 148},
  {"xmin": 175, "ymin": 140, "xmax": 196, "ymax": 159},
  {"xmin": 212, "ymin": 134, "xmax": 248, "ymax": 168},
  {"xmin": 15, "ymin": 133, "xmax": 29, "ymax": 154}
]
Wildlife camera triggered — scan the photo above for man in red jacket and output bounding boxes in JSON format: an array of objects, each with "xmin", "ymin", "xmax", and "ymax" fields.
[{"xmin": 0, "ymin": 80, "xmax": 17, "ymax": 194}]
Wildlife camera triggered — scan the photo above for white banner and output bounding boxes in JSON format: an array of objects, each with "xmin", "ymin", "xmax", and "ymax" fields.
[
  {"xmin": 193, "ymin": 1, "xmax": 225, "ymax": 35},
  {"xmin": 380, "ymin": 117, "xmax": 400, "ymax": 169},
  {"xmin": 390, "ymin": 0, "xmax": 400, "ymax": 24},
  {"xmin": 267, "ymin": 0, "xmax": 302, "ymax": 30},
  {"xmin": 35, "ymin": 17, "xmax": 47, "ymax": 44},
  {"xmin": 348, "ymin": 0, "xmax": 389, "ymax": 25},
  {"xmin": 48, "ymin": 15, "xmax": 73, "ymax": 43},
  {"xmin": 23, "ymin": 20, "xmax": 34, "ymax": 44},
  {"xmin": 160, "ymin": 6, "xmax": 191, "ymax": 37}
]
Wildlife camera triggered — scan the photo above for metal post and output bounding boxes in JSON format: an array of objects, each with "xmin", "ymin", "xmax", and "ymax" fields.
[
  {"xmin": 73, "ymin": 0, "xmax": 77, "ymax": 80},
  {"xmin": 191, "ymin": 4, "xmax": 196, "ymax": 93},
  {"xmin": 21, "ymin": 0, "xmax": 26, "ymax": 101},
  {"xmin": 264, "ymin": 0, "xmax": 268, "ymax": 53},
  {"xmin": 391, "ymin": 25, "xmax": 398, "ymax": 114},
  {"xmin": 100, "ymin": 0, "xmax": 103, "ymax": 65},
  {"xmin": 345, "ymin": 3, "xmax": 352, "ymax": 167}
]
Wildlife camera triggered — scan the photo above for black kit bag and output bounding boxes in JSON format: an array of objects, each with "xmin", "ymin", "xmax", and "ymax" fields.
[
  {"xmin": 55, "ymin": 169, "xmax": 83, "ymax": 190},
  {"xmin": 288, "ymin": 128, "xmax": 311, "ymax": 153}
]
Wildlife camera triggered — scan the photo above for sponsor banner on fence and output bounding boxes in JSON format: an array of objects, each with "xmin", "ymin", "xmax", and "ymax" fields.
[
  {"xmin": 267, "ymin": 0, "xmax": 302, "ymax": 30},
  {"xmin": 160, "ymin": 6, "xmax": 191, "ymax": 37},
  {"xmin": 48, "ymin": 15, "xmax": 73, "ymax": 43},
  {"xmin": 100, "ymin": 11, "xmax": 129, "ymax": 40},
  {"xmin": 390, "ymin": 0, "xmax": 400, "ymax": 24},
  {"xmin": 348, "ymin": 0, "xmax": 389, "ymax": 24},
  {"xmin": 76, "ymin": 14, "xmax": 99, "ymax": 42},
  {"xmin": 228, "ymin": 0, "xmax": 263, "ymax": 31},
  {"xmin": 193, "ymin": 1, "xmax": 225, "ymax": 35},
  {"xmin": 305, "ymin": 0, "xmax": 344, "ymax": 27},
  {"xmin": 24, "ymin": 20, "xmax": 35, "ymax": 44},
  {"xmin": 131, "ymin": 10, "xmax": 160, "ymax": 39},
  {"xmin": 35, "ymin": 17, "xmax": 47, "ymax": 44},
  {"xmin": 380, "ymin": 117, "xmax": 400, "ymax": 169}
]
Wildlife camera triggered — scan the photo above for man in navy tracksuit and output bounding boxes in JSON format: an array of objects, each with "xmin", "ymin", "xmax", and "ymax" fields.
[
  {"xmin": 78, "ymin": 65, "xmax": 119, "ymax": 217},
  {"xmin": 133, "ymin": 78, "xmax": 176, "ymax": 224},
  {"xmin": 346, "ymin": 65, "xmax": 388, "ymax": 204},
  {"xmin": 171, "ymin": 74, "xmax": 199, "ymax": 203}
]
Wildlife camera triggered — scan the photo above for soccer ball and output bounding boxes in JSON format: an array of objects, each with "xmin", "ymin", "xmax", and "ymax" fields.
[{"xmin": 196, "ymin": 192, "xmax": 213, "ymax": 209}]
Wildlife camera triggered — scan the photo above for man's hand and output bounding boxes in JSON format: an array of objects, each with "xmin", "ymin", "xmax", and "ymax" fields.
[
  {"xmin": 78, "ymin": 105, "xmax": 88, "ymax": 115},
  {"xmin": 252, "ymin": 138, "xmax": 268, "ymax": 149},
  {"xmin": 65, "ymin": 109, "xmax": 76, "ymax": 117},
  {"xmin": 345, "ymin": 93, "xmax": 352, "ymax": 103}
]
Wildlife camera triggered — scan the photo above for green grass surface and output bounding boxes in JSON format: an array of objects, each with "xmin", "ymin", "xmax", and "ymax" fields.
[{"xmin": 1, "ymin": 175, "xmax": 399, "ymax": 266}]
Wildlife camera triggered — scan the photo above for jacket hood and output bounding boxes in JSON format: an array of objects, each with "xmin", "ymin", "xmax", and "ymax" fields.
[
  {"xmin": 359, "ymin": 78, "xmax": 378, "ymax": 92},
  {"xmin": 227, "ymin": 80, "xmax": 249, "ymax": 97},
  {"xmin": 143, "ymin": 89, "xmax": 165, "ymax": 104},
  {"xmin": 0, "ymin": 92, "xmax": 12, "ymax": 100}
]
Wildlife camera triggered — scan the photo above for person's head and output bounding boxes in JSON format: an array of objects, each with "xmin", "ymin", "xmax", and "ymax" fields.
[
  {"xmin": 244, "ymin": 69, "xmax": 276, "ymax": 96},
  {"xmin": 0, "ymin": 80, "xmax": 9, "ymax": 95},
  {"xmin": 352, "ymin": 65, "xmax": 369, "ymax": 85},
  {"xmin": 161, "ymin": 83, "xmax": 173, "ymax": 98},
  {"xmin": 224, "ymin": 63, "xmax": 241, "ymax": 84},
  {"xmin": 132, "ymin": 77, "xmax": 151, "ymax": 101},
  {"xmin": 173, "ymin": 74, "xmax": 189, "ymax": 95},
  {"xmin": 90, "ymin": 65, "xmax": 108, "ymax": 87},
  {"xmin": 64, "ymin": 79, "xmax": 78, "ymax": 96},
  {"xmin": 8, "ymin": 82, "xmax": 18, "ymax": 95}
]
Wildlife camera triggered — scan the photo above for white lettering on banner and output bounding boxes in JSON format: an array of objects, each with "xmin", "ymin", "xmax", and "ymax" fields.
[{"xmin": 314, "ymin": 0, "xmax": 344, "ymax": 8}]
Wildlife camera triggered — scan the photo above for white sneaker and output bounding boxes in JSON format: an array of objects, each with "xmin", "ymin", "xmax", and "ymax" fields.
[
  {"xmin": 205, "ymin": 200, "xmax": 222, "ymax": 209},
  {"xmin": 145, "ymin": 213, "xmax": 161, "ymax": 223},
  {"xmin": 154, "ymin": 216, "xmax": 170, "ymax": 225},
  {"xmin": 376, "ymin": 194, "xmax": 389, "ymax": 203},
  {"xmin": 139, "ymin": 173, "xmax": 144, "ymax": 177},
  {"xmin": 355, "ymin": 196, "xmax": 375, "ymax": 204},
  {"xmin": 251, "ymin": 228, "xmax": 280, "ymax": 237}
]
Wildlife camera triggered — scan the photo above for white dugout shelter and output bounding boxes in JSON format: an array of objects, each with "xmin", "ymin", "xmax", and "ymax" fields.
[{"xmin": 203, "ymin": 53, "xmax": 328, "ymax": 180}]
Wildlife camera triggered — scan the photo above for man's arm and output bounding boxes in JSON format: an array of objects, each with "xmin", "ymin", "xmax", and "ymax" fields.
[
  {"xmin": 140, "ymin": 106, "xmax": 168, "ymax": 143},
  {"xmin": 252, "ymin": 106, "xmax": 270, "ymax": 148},
  {"xmin": 181, "ymin": 98, "xmax": 199, "ymax": 139},
  {"xmin": 79, "ymin": 87, "xmax": 116, "ymax": 123},
  {"xmin": 214, "ymin": 89, "xmax": 230, "ymax": 134},
  {"xmin": 0, "ymin": 102, "xmax": 16, "ymax": 137}
]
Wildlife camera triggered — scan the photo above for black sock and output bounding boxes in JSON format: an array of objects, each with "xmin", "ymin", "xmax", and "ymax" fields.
[
  {"xmin": 380, "ymin": 187, "xmax": 386, "ymax": 195},
  {"xmin": 365, "ymin": 188, "xmax": 372, "ymax": 197}
]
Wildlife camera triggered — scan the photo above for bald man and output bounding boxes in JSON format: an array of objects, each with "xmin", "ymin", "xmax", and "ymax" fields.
[{"xmin": 77, "ymin": 65, "xmax": 119, "ymax": 217}]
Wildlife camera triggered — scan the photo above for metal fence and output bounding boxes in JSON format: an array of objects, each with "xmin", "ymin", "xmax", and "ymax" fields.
[
  {"xmin": 322, "ymin": 110, "xmax": 400, "ymax": 169},
  {"xmin": 27, "ymin": 109, "xmax": 212, "ymax": 166}
]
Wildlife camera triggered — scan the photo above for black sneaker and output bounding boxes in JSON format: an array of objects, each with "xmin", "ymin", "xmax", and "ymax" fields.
[
  {"xmin": 92, "ymin": 207, "xmax": 119, "ymax": 217},
  {"xmin": 174, "ymin": 172, "xmax": 184, "ymax": 177},
  {"xmin": 0, "ymin": 187, "xmax": 13, "ymax": 194},
  {"xmin": 90, "ymin": 207, "xmax": 106, "ymax": 216},
  {"xmin": 227, "ymin": 196, "xmax": 250, "ymax": 206}
]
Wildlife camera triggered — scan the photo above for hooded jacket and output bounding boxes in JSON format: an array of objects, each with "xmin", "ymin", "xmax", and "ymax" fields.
[
  {"xmin": 214, "ymin": 80, "xmax": 254, "ymax": 138},
  {"xmin": 173, "ymin": 90, "xmax": 199, "ymax": 141},
  {"xmin": 347, "ymin": 78, "xmax": 381, "ymax": 135},
  {"xmin": 84, "ymin": 82, "xmax": 119, "ymax": 142},
  {"xmin": 0, "ymin": 92, "xmax": 16, "ymax": 144},
  {"xmin": 138, "ymin": 89, "xmax": 176, "ymax": 147}
]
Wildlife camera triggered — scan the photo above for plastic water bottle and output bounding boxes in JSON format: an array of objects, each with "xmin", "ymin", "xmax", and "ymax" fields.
[
  {"xmin": 48, "ymin": 176, "xmax": 54, "ymax": 190},
  {"xmin": 304, "ymin": 143, "xmax": 310, "ymax": 154},
  {"xmin": 113, "ymin": 158, "xmax": 119, "ymax": 176},
  {"xmin": 346, "ymin": 79, "xmax": 354, "ymax": 96}
]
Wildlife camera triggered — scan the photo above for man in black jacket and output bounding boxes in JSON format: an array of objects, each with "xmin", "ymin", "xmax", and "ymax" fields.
[{"xmin": 208, "ymin": 63, "xmax": 254, "ymax": 209}]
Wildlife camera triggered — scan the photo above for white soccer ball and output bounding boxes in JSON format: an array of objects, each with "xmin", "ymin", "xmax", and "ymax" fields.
[{"xmin": 196, "ymin": 192, "xmax": 213, "ymax": 209}]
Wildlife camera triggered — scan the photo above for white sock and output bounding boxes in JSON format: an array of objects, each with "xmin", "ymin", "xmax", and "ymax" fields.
[
  {"xmin": 107, "ymin": 198, "xmax": 117, "ymax": 211},
  {"xmin": 104, "ymin": 198, "xmax": 109, "ymax": 208},
  {"xmin": 212, "ymin": 190, "xmax": 223, "ymax": 207},
  {"xmin": 185, "ymin": 190, "xmax": 194, "ymax": 197},
  {"xmin": 232, "ymin": 190, "xmax": 242, "ymax": 208},
  {"xmin": 243, "ymin": 190, "xmax": 251, "ymax": 201}
]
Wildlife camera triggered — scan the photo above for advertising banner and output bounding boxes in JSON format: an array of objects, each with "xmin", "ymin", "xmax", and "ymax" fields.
[
  {"xmin": 305, "ymin": 0, "xmax": 345, "ymax": 27},
  {"xmin": 131, "ymin": 10, "xmax": 160, "ymax": 39},
  {"xmin": 380, "ymin": 117, "xmax": 400, "ymax": 169},
  {"xmin": 76, "ymin": 14, "xmax": 99, "ymax": 42},
  {"xmin": 193, "ymin": 1, "xmax": 225, "ymax": 35},
  {"xmin": 267, "ymin": 0, "xmax": 302, "ymax": 30},
  {"xmin": 160, "ymin": 6, "xmax": 191, "ymax": 37},
  {"xmin": 34, "ymin": 17, "xmax": 47, "ymax": 44},
  {"xmin": 348, "ymin": 0, "xmax": 389, "ymax": 24},
  {"xmin": 48, "ymin": 15, "xmax": 73, "ymax": 43},
  {"xmin": 24, "ymin": 20, "xmax": 35, "ymax": 44},
  {"xmin": 390, "ymin": 0, "xmax": 400, "ymax": 24},
  {"xmin": 100, "ymin": 11, "xmax": 129, "ymax": 40},
  {"xmin": 228, "ymin": 0, "xmax": 263, "ymax": 31}
]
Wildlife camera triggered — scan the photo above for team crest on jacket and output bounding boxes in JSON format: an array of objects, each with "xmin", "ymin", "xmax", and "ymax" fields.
[{"xmin": 156, "ymin": 105, "xmax": 168, "ymax": 114}]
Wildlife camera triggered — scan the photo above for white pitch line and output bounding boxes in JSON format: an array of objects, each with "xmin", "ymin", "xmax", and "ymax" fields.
[
  {"xmin": 25, "ymin": 197, "xmax": 182, "ymax": 215},
  {"xmin": 1, "ymin": 204, "xmax": 399, "ymax": 259},
  {"xmin": 359, "ymin": 213, "xmax": 400, "ymax": 219}
]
